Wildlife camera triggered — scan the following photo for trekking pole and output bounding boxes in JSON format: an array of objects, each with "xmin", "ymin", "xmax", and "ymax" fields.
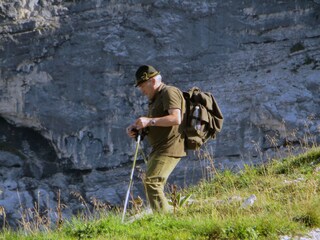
[{"xmin": 122, "ymin": 132, "xmax": 141, "ymax": 223}]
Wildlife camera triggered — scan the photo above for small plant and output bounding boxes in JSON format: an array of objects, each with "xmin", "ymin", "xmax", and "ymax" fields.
[
  {"xmin": 168, "ymin": 184, "xmax": 192, "ymax": 213},
  {"xmin": 0, "ymin": 205, "xmax": 7, "ymax": 229},
  {"xmin": 70, "ymin": 191, "xmax": 92, "ymax": 218},
  {"xmin": 293, "ymin": 213, "xmax": 319, "ymax": 228},
  {"xmin": 17, "ymin": 189, "xmax": 67, "ymax": 234},
  {"xmin": 129, "ymin": 195, "xmax": 144, "ymax": 214},
  {"xmin": 292, "ymin": 200, "xmax": 320, "ymax": 228},
  {"xmin": 56, "ymin": 189, "xmax": 65, "ymax": 229},
  {"xmin": 221, "ymin": 224, "xmax": 260, "ymax": 240},
  {"xmin": 290, "ymin": 42, "xmax": 305, "ymax": 53},
  {"xmin": 91, "ymin": 197, "xmax": 113, "ymax": 213}
]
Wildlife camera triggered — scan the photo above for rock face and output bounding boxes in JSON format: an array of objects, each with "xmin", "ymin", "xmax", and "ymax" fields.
[{"xmin": 0, "ymin": 0, "xmax": 319, "ymax": 226}]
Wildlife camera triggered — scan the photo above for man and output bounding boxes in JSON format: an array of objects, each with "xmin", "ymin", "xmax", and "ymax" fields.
[{"xmin": 126, "ymin": 65, "xmax": 186, "ymax": 213}]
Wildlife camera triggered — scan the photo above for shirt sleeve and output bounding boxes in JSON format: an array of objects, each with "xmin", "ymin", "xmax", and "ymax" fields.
[{"xmin": 162, "ymin": 87, "xmax": 182, "ymax": 111}]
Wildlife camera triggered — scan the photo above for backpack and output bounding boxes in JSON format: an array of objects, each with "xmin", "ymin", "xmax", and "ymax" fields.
[{"xmin": 183, "ymin": 87, "xmax": 223, "ymax": 150}]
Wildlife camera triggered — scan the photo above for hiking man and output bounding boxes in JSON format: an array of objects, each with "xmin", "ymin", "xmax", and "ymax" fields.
[{"xmin": 126, "ymin": 65, "xmax": 186, "ymax": 213}]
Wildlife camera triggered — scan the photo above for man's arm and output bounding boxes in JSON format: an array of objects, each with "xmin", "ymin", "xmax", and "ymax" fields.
[{"xmin": 134, "ymin": 108, "xmax": 181, "ymax": 130}]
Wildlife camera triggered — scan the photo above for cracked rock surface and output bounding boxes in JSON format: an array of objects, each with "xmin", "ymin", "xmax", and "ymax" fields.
[{"xmin": 0, "ymin": 0, "xmax": 319, "ymax": 226}]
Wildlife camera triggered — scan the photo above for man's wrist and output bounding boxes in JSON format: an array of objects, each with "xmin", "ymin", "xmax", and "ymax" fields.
[{"xmin": 149, "ymin": 118, "xmax": 156, "ymax": 126}]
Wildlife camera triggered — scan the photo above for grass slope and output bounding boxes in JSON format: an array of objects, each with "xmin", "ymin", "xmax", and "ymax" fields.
[{"xmin": 1, "ymin": 147, "xmax": 320, "ymax": 240}]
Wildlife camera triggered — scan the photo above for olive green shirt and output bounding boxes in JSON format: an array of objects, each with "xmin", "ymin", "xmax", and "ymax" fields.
[{"xmin": 147, "ymin": 84, "xmax": 186, "ymax": 157}]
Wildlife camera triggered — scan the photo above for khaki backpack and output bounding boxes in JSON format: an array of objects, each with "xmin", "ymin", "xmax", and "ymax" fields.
[{"xmin": 183, "ymin": 87, "xmax": 224, "ymax": 150}]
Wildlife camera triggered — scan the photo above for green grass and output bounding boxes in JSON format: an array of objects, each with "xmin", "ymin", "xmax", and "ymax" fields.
[{"xmin": 1, "ymin": 147, "xmax": 320, "ymax": 240}]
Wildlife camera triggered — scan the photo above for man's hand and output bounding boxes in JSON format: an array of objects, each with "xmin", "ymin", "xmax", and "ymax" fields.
[
  {"xmin": 134, "ymin": 117, "xmax": 151, "ymax": 130},
  {"xmin": 126, "ymin": 125, "xmax": 139, "ymax": 139}
]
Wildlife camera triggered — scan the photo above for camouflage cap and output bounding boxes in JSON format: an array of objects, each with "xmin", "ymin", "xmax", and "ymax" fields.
[{"xmin": 135, "ymin": 65, "xmax": 160, "ymax": 87}]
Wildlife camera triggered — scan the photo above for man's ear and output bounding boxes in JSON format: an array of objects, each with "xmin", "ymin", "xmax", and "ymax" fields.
[{"xmin": 150, "ymin": 77, "xmax": 156, "ymax": 85}]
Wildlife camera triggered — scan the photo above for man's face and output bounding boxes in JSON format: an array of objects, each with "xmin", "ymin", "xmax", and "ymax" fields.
[{"xmin": 138, "ymin": 78, "xmax": 155, "ymax": 100}]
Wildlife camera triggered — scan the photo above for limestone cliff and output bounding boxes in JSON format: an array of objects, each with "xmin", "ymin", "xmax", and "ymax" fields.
[{"xmin": 0, "ymin": 0, "xmax": 319, "ymax": 225}]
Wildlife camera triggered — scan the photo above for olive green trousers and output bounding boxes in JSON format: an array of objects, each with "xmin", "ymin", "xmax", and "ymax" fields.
[{"xmin": 144, "ymin": 154, "xmax": 181, "ymax": 213}]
